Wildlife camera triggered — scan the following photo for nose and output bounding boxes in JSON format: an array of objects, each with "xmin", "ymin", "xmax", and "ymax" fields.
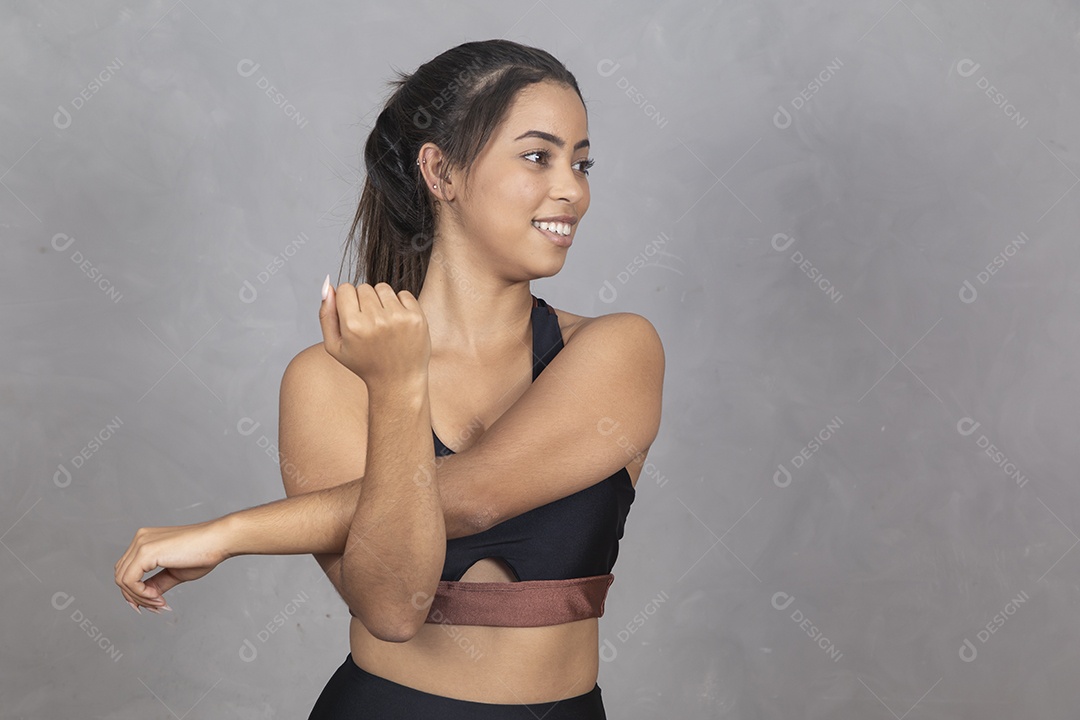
[{"xmin": 550, "ymin": 162, "xmax": 585, "ymax": 204}]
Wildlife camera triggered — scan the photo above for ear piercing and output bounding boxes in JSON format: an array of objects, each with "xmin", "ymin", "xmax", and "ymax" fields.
[{"xmin": 416, "ymin": 158, "xmax": 437, "ymax": 189}]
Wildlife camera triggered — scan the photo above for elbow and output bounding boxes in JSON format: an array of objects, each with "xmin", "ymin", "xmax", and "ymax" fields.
[
  {"xmin": 341, "ymin": 574, "xmax": 426, "ymax": 643},
  {"xmin": 345, "ymin": 597, "xmax": 419, "ymax": 643},
  {"xmin": 468, "ymin": 502, "xmax": 496, "ymax": 535},
  {"xmin": 368, "ymin": 617, "xmax": 419, "ymax": 644}
]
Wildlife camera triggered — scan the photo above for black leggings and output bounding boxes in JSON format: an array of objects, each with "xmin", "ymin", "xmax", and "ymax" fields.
[{"xmin": 308, "ymin": 653, "xmax": 607, "ymax": 719}]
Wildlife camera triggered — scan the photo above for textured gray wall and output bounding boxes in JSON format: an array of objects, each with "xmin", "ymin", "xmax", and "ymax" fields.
[{"xmin": 5, "ymin": 0, "xmax": 1079, "ymax": 717}]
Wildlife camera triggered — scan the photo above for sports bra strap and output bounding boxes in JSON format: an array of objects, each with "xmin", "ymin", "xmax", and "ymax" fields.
[{"xmin": 424, "ymin": 573, "xmax": 615, "ymax": 628}]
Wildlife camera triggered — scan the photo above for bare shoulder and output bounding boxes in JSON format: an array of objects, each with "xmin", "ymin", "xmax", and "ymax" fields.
[
  {"xmin": 281, "ymin": 342, "xmax": 369, "ymax": 423},
  {"xmin": 551, "ymin": 304, "xmax": 664, "ymax": 365}
]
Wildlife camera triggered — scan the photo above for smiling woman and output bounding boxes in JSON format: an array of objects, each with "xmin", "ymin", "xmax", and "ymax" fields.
[{"xmin": 113, "ymin": 37, "xmax": 664, "ymax": 720}]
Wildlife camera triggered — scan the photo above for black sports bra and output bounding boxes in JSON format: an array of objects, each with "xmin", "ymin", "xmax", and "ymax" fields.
[
  {"xmin": 348, "ymin": 295, "xmax": 637, "ymax": 628},
  {"xmin": 435, "ymin": 295, "xmax": 636, "ymax": 585}
]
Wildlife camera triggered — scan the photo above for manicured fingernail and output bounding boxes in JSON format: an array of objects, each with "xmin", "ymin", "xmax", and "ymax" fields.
[
  {"xmin": 147, "ymin": 606, "xmax": 162, "ymax": 615},
  {"xmin": 161, "ymin": 602, "xmax": 172, "ymax": 611},
  {"xmin": 322, "ymin": 274, "xmax": 330, "ymax": 301},
  {"xmin": 128, "ymin": 601, "xmax": 141, "ymax": 615}
]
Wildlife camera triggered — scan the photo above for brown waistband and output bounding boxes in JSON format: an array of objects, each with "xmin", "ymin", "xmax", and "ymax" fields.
[{"xmin": 423, "ymin": 573, "xmax": 615, "ymax": 628}]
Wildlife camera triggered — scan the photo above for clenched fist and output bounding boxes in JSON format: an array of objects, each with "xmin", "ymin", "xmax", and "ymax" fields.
[{"xmin": 319, "ymin": 278, "xmax": 431, "ymax": 387}]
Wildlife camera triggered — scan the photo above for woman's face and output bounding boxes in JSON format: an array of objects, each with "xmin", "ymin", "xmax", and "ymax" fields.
[{"xmin": 436, "ymin": 80, "xmax": 591, "ymax": 278}]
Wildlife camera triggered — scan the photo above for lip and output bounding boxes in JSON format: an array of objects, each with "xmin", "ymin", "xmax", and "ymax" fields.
[
  {"xmin": 533, "ymin": 223, "xmax": 572, "ymax": 248},
  {"xmin": 533, "ymin": 215, "xmax": 578, "ymax": 225}
]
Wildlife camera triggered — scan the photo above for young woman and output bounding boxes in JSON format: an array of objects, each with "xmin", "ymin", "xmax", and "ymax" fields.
[{"xmin": 114, "ymin": 39, "xmax": 664, "ymax": 718}]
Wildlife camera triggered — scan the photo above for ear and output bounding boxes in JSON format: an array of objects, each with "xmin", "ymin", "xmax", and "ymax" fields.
[{"xmin": 417, "ymin": 143, "xmax": 459, "ymax": 202}]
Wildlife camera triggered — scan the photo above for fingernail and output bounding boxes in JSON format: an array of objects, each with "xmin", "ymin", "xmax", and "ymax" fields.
[
  {"xmin": 161, "ymin": 602, "xmax": 172, "ymax": 611},
  {"xmin": 128, "ymin": 601, "xmax": 141, "ymax": 615},
  {"xmin": 147, "ymin": 606, "xmax": 162, "ymax": 615},
  {"xmin": 322, "ymin": 274, "xmax": 330, "ymax": 301}
]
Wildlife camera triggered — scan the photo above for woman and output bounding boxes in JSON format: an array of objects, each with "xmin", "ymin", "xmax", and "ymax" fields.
[{"xmin": 114, "ymin": 39, "xmax": 664, "ymax": 717}]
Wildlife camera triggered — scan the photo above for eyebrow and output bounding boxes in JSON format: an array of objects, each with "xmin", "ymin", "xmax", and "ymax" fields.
[{"xmin": 514, "ymin": 130, "xmax": 590, "ymax": 151}]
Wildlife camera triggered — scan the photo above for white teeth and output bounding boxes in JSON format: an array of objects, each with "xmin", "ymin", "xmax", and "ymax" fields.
[{"xmin": 532, "ymin": 221, "xmax": 571, "ymax": 236}]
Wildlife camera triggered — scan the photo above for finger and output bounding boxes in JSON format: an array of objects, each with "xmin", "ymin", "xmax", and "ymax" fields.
[
  {"xmin": 396, "ymin": 289, "xmax": 419, "ymax": 311},
  {"xmin": 319, "ymin": 280, "xmax": 343, "ymax": 353},
  {"xmin": 142, "ymin": 568, "xmax": 182, "ymax": 599},
  {"xmin": 335, "ymin": 282, "xmax": 361, "ymax": 328},
  {"xmin": 115, "ymin": 536, "xmax": 143, "ymax": 598},
  {"xmin": 120, "ymin": 548, "xmax": 163, "ymax": 603},
  {"xmin": 371, "ymin": 282, "xmax": 401, "ymax": 310},
  {"xmin": 356, "ymin": 282, "xmax": 385, "ymax": 312}
]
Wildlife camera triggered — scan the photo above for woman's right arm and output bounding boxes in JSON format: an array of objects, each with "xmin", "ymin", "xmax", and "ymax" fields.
[{"xmin": 223, "ymin": 342, "xmax": 484, "ymax": 605}]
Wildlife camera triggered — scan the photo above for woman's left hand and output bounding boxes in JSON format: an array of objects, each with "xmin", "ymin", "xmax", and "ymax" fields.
[{"xmin": 113, "ymin": 518, "xmax": 233, "ymax": 613}]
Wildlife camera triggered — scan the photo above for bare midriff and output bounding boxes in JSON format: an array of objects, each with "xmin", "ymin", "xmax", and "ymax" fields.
[{"xmin": 348, "ymin": 558, "xmax": 602, "ymax": 704}]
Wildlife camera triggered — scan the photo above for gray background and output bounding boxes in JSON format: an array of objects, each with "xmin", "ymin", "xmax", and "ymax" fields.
[{"xmin": 4, "ymin": 0, "xmax": 1079, "ymax": 717}]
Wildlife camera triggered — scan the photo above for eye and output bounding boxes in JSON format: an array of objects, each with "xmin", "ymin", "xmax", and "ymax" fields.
[{"xmin": 523, "ymin": 150, "xmax": 595, "ymax": 177}]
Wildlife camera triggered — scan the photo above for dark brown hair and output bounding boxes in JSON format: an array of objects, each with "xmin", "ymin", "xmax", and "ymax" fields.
[{"xmin": 337, "ymin": 39, "xmax": 586, "ymax": 297}]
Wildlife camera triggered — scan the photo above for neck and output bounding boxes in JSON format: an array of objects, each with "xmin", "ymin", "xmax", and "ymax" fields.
[{"xmin": 417, "ymin": 269, "xmax": 534, "ymax": 361}]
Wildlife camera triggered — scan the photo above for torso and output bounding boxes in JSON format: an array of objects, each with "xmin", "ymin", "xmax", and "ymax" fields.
[{"xmin": 347, "ymin": 303, "xmax": 644, "ymax": 703}]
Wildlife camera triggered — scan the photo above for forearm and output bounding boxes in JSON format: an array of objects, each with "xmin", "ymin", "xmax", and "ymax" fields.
[
  {"xmin": 340, "ymin": 376, "xmax": 444, "ymax": 638},
  {"xmin": 219, "ymin": 453, "xmax": 482, "ymax": 559}
]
